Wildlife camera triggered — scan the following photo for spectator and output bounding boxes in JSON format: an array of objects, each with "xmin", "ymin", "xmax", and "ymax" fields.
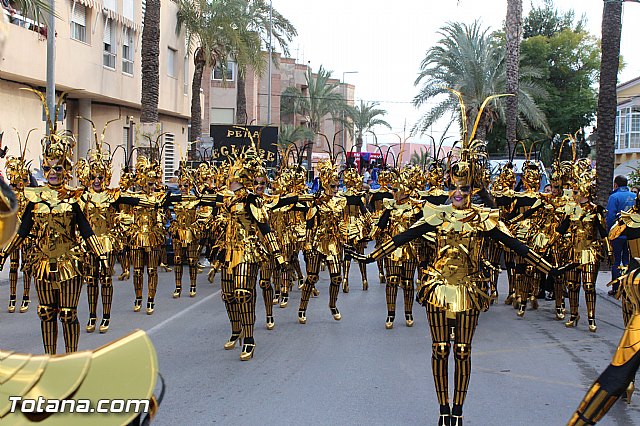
[
  {"xmin": 362, "ymin": 167, "xmax": 371, "ymax": 186},
  {"xmin": 543, "ymin": 184, "xmax": 551, "ymax": 194},
  {"xmin": 606, "ymin": 175, "xmax": 637, "ymax": 295},
  {"xmin": 632, "ymin": 186, "xmax": 639, "ymax": 195}
]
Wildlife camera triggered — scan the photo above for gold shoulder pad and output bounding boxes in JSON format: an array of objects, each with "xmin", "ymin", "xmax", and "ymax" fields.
[
  {"xmin": 422, "ymin": 202, "xmax": 446, "ymax": 227},
  {"xmin": 477, "ymin": 207, "xmax": 501, "ymax": 231},
  {"xmin": 23, "ymin": 187, "xmax": 44, "ymax": 203},
  {"xmin": 0, "ymin": 330, "xmax": 158, "ymax": 425},
  {"xmin": 382, "ymin": 198, "xmax": 396, "ymax": 210},
  {"xmin": 250, "ymin": 202, "xmax": 269, "ymax": 223}
]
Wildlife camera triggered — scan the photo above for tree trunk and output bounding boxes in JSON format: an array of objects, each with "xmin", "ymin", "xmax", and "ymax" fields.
[
  {"xmin": 505, "ymin": 0, "xmax": 522, "ymax": 157},
  {"xmin": 140, "ymin": 0, "xmax": 160, "ymax": 123},
  {"xmin": 236, "ymin": 72, "xmax": 247, "ymax": 124},
  {"xmin": 189, "ymin": 54, "xmax": 206, "ymax": 142},
  {"xmin": 596, "ymin": 0, "xmax": 623, "ymax": 206},
  {"xmin": 356, "ymin": 134, "xmax": 363, "ymax": 153}
]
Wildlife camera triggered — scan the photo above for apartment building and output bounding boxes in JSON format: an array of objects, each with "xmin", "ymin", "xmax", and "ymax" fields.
[
  {"xmin": 614, "ymin": 75, "xmax": 640, "ymax": 176},
  {"xmin": 0, "ymin": 0, "xmax": 192, "ymax": 184},
  {"xmin": 201, "ymin": 54, "xmax": 356, "ymax": 168}
]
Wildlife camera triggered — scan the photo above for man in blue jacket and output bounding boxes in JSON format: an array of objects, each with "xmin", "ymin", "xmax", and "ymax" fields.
[{"xmin": 606, "ymin": 175, "xmax": 637, "ymax": 294}]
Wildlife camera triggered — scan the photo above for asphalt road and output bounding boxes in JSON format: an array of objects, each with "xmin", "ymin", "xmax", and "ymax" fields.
[{"xmin": 1, "ymin": 253, "xmax": 638, "ymax": 426}]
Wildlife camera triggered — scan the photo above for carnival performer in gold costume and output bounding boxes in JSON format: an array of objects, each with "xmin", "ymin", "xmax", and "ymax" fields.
[
  {"xmin": 167, "ymin": 162, "xmax": 203, "ymax": 299},
  {"xmin": 371, "ymin": 166, "xmax": 422, "ymax": 329},
  {"xmin": 212, "ymin": 148, "xmax": 285, "ymax": 360},
  {"xmin": 555, "ymin": 159, "xmax": 609, "ymax": 332},
  {"xmin": 368, "ymin": 163, "xmax": 395, "ymax": 284},
  {"xmin": 568, "ymin": 262, "xmax": 640, "ymax": 425},
  {"xmin": 4, "ymin": 134, "xmax": 33, "ymax": 313},
  {"xmin": 0, "ymin": 90, "xmax": 107, "ymax": 354},
  {"xmin": 125, "ymin": 155, "xmax": 168, "ymax": 315},
  {"xmin": 298, "ymin": 158, "xmax": 346, "ymax": 324},
  {"xmin": 341, "ymin": 165, "xmax": 371, "ymax": 293},
  {"xmin": 348, "ymin": 92, "xmax": 568, "ymax": 425}
]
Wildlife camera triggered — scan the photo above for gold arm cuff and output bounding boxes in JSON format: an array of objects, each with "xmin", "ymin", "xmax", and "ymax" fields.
[
  {"xmin": 264, "ymin": 232, "xmax": 281, "ymax": 254},
  {"xmin": 370, "ymin": 239, "xmax": 396, "ymax": 261},
  {"xmin": 86, "ymin": 234, "xmax": 106, "ymax": 259},
  {"xmin": 524, "ymin": 250, "xmax": 552, "ymax": 274}
]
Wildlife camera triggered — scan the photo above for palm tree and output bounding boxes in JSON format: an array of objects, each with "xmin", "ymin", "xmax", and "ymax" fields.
[
  {"xmin": 409, "ymin": 147, "xmax": 431, "ymax": 167},
  {"xmin": 344, "ymin": 100, "xmax": 391, "ymax": 152},
  {"xmin": 3, "ymin": 0, "xmax": 53, "ymax": 23},
  {"xmin": 177, "ymin": 0, "xmax": 262, "ymax": 141},
  {"xmin": 595, "ymin": 1, "xmax": 623, "ymax": 205},
  {"xmin": 413, "ymin": 21, "xmax": 549, "ymax": 141},
  {"xmin": 280, "ymin": 66, "xmax": 347, "ymax": 164},
  {"xmin": 277, "ymin": 124, "xmax": 314, "ymax": 149},
  {"xmin": 235, "ymin": 0, "xmax": 297, "ymax": 124},
  {"xmin": 141, "ymin": 0, "xmax": 161, "ymax": 123},
  {"xmin": 505, "ymin": 0, "xmax": 523, "ymax": 156}
]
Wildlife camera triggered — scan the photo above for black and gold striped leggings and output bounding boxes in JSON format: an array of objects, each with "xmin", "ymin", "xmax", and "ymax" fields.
[
  {"xmin": 220, "ymin": 263, "xmax": 259, "ymax": 340},
  {"xmin": 131, "ymin": 247, "xmax": 160, "ymax": 300},
  {"xmin": 426, "ymin": 304, "xmax": 480, "ymax": 408},
  {"xmin": 35, "ymin": 276, "xmax": 83, "ymax": 354}
]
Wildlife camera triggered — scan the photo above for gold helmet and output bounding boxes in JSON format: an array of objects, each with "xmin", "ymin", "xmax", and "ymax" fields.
[
  {"xmin": 227, "ymin": 146, "xmax": 264, "ymax": 192},
  {"xmin": 493, "ymin": 162, "xmax": 516, "ymax": 191},
  {"xmin": 342, "ymin": 166, "xmax": 361, "ymax": 191},
  {"xmin": 318, "ymin": 159, "xmax": 339, "ymax": 191},
  {"xmin": 135, "ymin": 156, "xmax": 162, "ymax": 189},
  {"xmin": 5, "ymin": 157, "xmax": 30, "ymax": 189}
]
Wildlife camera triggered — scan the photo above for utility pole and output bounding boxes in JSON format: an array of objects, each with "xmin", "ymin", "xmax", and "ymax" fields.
[
  {"xmin": 342, "ymin": 71, "xmax": 358, "ymax": 161},
  {"xmin": 266, "ymin": 0, "xmax": 273, "ymax": 124},
  {"xmin": 45, "ymin": 0, "xmax": 55, "ymax": 133}
]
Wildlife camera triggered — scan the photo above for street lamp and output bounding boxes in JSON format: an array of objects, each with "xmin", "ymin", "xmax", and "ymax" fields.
[{"xmin": 342, "ymin": 71, "xmax": 358, "ymax": 165}]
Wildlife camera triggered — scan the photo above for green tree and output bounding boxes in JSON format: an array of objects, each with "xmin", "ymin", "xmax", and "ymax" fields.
[
  {"xmin": 235, "ymin": 0, "xmax": 297, "ymax": 124},
  {"xmin": 279, "ymin": 66, "xmax": 347, "ymax": 164},
  {"xmin": 177, "ymin": 0, "xmax": 263, "ymax": 141},
  {"xmin": 2, "ymin": 0, "xmax": 53, "ymax": 24},
  {"xmin": 277, "ymin": 124, "xmax": 314, "ymax": 149},
  {"xmin": 413, "ymin": 21, "xmax": 549, "ymax": 142},
  {"xmin": 519, "ymin": 1, "xmax": 600, "ymax": 140},
  {"xmin": 409, "ymin": 147, "xmax": 430, "ymax": 168},
  {"xmin": 344, "ymin": 100, "xmax": 391, "ymax": 152}
]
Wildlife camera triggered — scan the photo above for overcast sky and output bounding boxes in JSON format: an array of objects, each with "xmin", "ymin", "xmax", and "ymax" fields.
[{"xmin": 274, "ymin": 0, "xmax": 639, "ymax": 146}]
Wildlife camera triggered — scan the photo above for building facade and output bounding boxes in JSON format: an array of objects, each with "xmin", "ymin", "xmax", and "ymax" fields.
[
  {"xmin": 201, "ymin": 54, "xmax": 356, "ymax": 169},
  {"xmin": 614, "ymin": 76, "xmax": 640, "ymax": 176},
  {"xmin": 0, "ymin": 0, "xmax": 192, "ymax": 184}
]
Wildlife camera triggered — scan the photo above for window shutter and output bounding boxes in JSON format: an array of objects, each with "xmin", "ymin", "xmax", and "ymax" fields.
[
  {"xmin": 123, "ymin": 0, "xmax": 134, "ymax": 21},
  {"xmin": 123, "ymin": 28, "xmax": 129, "ymax": 46},
  {"xmin": 72, "ymin": 3, "xmax": 86, "ymax": 26},
  {"xmin": 103, "ymin": 18, "xmax": 111, "ymax": 45}
]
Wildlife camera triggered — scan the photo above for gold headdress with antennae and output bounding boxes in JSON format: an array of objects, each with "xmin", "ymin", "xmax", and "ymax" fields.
[
  {"xmin": 6, "ymin": 128, "xmax": 36, "ymax": 188},
  {"xmin": 22, "ymin": 88, "xmax": 76, "ymax": 176},
  {"xmin": 78, "ymin": 115, "xmax": 121, "ymax": 188}
]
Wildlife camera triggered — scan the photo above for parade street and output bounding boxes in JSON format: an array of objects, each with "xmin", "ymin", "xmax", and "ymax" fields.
[{"xmin": 1, "ymin": 256, "xmax": 638, "ymax": 426}]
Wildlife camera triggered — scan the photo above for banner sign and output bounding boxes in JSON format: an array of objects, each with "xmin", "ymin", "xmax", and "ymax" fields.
[{"xmin": 209, "ymin": 125, "xmax": 278, "ymax": 167}]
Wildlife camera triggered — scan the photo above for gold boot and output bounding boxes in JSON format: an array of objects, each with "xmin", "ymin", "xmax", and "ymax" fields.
[
  {"xmin": 362, "ymin": 279, "xmax": 368, "ymax": 291},
  {"xmin": 189, "ymin": 285, "xmax": 196, "ymax": 297},
  {"xmin": 240, "ymin": 343, "xmax": 255, "ymax": 361},
  {"xmin": 565, "ymin": 314, "xmax": 580, "ymax": 328},
  {"xmin": 330, "ymin": 306, "xmax": 341, "ymax": 321},
  {"xmin": 405, "ymin": 313, "xmax": 414, "ymax": 327},
  {"xmin": 7, "ymin": 296, "xmax": 16, "ymax": 313},
  {"xmin": 555, "ymin": 307, "xmax": 566, "ymax": 320},
  {"xmin": 588, "ymin": 316, "xmax": 597, "ymax": 332},
  {"xmin": 160, "ymin": 263, "xmax": 172, "ymax": 272},
  {"xmin": 385, "ymin": 315, "xmax": 394, "ymax": 329},
  {"xmin": 311, "ymin": 287, "xmax": 320, "ymax": 297},
  {"xmin": 133, "ymin": 297, "xmax": 142, "ymax": 312},
  {"xmin": 342, "ymin": 279, "xmax": 349, "ymax": 293},
  {"xmin": 118, "ymin": 270, "xmax": 130, "ymax": 281},
  {"xmin": 146, "ymin": 299, "xmax": 155, "ymax": 315},
  {"xmin": 298, "ymin": 310, "xmax": 307, "ymax": 324},
  {"xmin": 208, "ymin": 268, "xmax": 216, "ymax": 283},
  {"xmin": 266, "ymin": 315, "xmax": 275, "ymax": 330},
  {"xmin": 279, "ymin": 294, "xmax": 289, "ymax": 308},
  {"xmin": 530, "ymin": 295, "xmax": 538, "ymax": 310},
  {"xmin": 86, "ymin": 317, "xmax": 97, "ymax": 333},
  {"xmin": 224, "ymin": 331, "xmax": 243, "ymax": 350},
  {"xmin": 99, "ymin": 318, "xmax": 110, "ymax": 333},
  {"xmin": 19, "ymin": 297, "xmax": 30, "ymax": 313},
  {"xmin": 504, "ymin": 293, "xmax": 514, "ymax": 305},
  {"xmin": 173, "ymin": 287, "xmax": 182, "ymax": 298}
]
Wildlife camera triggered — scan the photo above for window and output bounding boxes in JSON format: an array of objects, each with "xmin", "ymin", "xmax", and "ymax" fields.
[
  {"xmin": 163, "ymin": 134, "xmax": 175, "ymax": 184},
  {"xmin": 122, "ymin": 28, "xmax": 134, "ymax": 75},
  {"xmin": 183, "ymin": 55, "xmax": 189, "ymax": 95},
  {"xmin": 103, "ymin": 0, "xmax": 116, "ymax": 11},
  {"xmin": 210, "ymin": 108, "xmax": 235, "ymax": 124},
  {"xmin": 167, "ymin": 47, "xmax": 177, "ymax": 78},
  {"xmin": 70, "ymin": 1, "xmax": 87, "ymax": 42},
  {"xmin": 616, "ymin": 106, "xmax": 640, "ymax": 150},
  {"xmin": 103, "ymin": 17, "xmax": 116, "ymax": 69},
  {"xmin": 212, "ymin": 62, "xmax": 235, "ymax": 81},
  {"xmin": 123, "ymin": 0, "xmax": 134, "ymax": 22}
]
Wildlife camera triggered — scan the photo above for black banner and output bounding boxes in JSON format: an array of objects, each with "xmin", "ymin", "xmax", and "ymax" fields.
[{"xmin": 209, "ymin": 124, "xmax": 278, "ymax": 167}]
